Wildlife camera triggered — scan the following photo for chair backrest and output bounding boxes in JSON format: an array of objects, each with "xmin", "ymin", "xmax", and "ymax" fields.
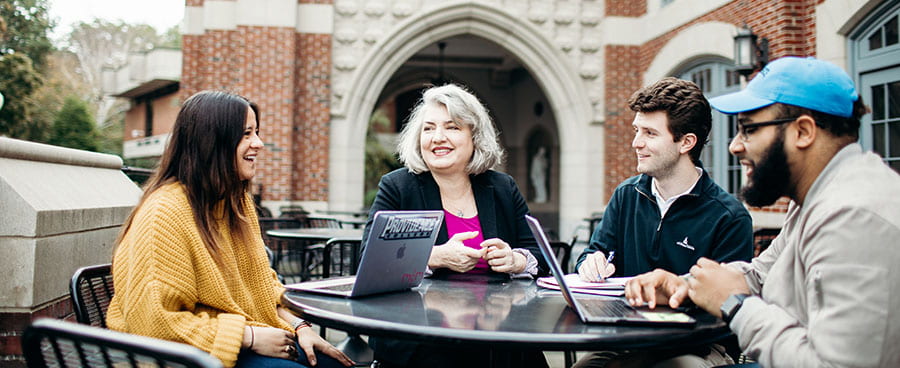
[
  {"xmin": 303, "ymin": 216, "xmax": 342, "ymax": 229},
  {"xmin": 70, "ymin": 264, "xmax": 114, "ymax": 328},
  {"xmin": 548, "ymin": 236, "xmax": 576, "ymax": 273},
  {"xmin": 23, "ymin": 318, "xmax": 223, "ymax": 368},
  {"xmin": 325, "ymin": 238, "xmax": 363, "ymax": 277}
]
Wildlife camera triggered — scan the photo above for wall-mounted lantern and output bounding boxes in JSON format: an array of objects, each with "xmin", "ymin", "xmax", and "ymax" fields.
[{"xmin": 734, "ymin": 26, "xmax": 769, "ymax": 77}]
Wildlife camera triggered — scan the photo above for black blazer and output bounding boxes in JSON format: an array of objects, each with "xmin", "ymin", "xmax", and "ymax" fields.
[{"xmin": 363, "ymin": 168, "xmax": 549, "ymax": 275}]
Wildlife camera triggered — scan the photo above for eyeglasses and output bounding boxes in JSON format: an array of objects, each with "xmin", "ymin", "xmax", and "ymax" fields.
[{"xmin": 736, "ymin": 117, "xmax": 798, "ymax": 142}]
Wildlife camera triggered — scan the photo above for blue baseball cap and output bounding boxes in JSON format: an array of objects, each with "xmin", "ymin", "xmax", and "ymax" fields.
[{"xmin": 709, "ymin": 56, "xmax": 858, "ymax": 118}]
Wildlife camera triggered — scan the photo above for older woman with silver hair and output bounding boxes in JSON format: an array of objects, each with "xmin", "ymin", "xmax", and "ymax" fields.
[
  {"xmin": 364, "ymin": 83, "xmax": 547, "ymax": 277},
  {"xmin": 362, "ymin": 84, "xmax": 549, "ymax": 368}
]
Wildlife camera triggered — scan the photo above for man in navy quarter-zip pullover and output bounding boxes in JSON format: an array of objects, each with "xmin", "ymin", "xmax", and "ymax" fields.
[
  {"xmin": 576, "ymin": 77, "xmax": 753, "ymax": 280},
  {"xmin": 572, "ymin": 78, "xmax": 753, "ymax": 368}
]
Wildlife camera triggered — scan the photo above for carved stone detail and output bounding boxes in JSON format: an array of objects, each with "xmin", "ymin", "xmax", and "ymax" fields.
[
  {"xmin": 335, "ymin": 0, "xmax": 359, "ymax": 17},
  {"xmin": 364, "ymin": 0, "xmax": 387, "ymax": 17},
  {"xmin": 392, "ymin": 0, "xmax": 414, "ymax": 18},
  {"xmin": 335, "ymin": 27, "xmax": 358, "ymax": 44}
]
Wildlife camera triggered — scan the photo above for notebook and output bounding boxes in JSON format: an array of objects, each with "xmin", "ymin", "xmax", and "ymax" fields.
[
  {"xmin": 525, "ymin": 215, "xmax": 696, "ymax": 326},
  {"xmin": 286, "ymin": 210, "xmax": 444, "ymax": 298}
]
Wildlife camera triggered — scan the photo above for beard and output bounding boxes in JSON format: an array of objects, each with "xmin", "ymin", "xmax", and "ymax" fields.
[{"xmin": 740, "ymin": 133, "xmax": 792, "ymax": 207}]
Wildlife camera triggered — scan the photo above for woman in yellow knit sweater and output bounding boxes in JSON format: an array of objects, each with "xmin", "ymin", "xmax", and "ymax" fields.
[{"xmin": 107, "ymin": 91, "xmax": 353, "ymax": 368}]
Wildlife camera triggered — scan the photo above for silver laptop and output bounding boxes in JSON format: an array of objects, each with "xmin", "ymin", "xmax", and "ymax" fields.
[
  {"xmin": 287, "ymin": 210, "xmax": 443, "ymax": 298},
  {"xmin": 525, "ymin": 215, "xmax": 696, "ymax": 327}
]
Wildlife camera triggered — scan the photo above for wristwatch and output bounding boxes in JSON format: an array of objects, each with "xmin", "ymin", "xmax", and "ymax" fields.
[
  {"xmin": 291, "ymin": 318, "xmax": 312, "ymax": 332},
  {"xmin": 719, "ymin": 293, "xmax": 750, "ymax": 324}
]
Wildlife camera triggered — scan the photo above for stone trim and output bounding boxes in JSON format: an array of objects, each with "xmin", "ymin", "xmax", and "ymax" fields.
[{"xmin": 0, "ymin": 137, "xmax": 122, "ymax": 170}]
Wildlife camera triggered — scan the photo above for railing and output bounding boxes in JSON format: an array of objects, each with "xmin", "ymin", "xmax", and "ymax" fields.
[{"xmin": 121, "ymin": 166, "xmax": 154, "ymax": 185}]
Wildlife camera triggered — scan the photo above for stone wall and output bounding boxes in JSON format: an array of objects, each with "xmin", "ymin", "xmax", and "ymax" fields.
[{"xmin": 0, "ymin": 137, "xmax": 141, "ymax": 366}]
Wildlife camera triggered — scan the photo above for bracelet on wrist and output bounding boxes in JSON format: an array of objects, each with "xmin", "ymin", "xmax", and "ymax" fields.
[{"xmin": 291, "ymin": 318, "xmax": 312, "ymax": 332}]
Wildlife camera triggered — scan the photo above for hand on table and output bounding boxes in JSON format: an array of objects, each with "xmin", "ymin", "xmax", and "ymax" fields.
[
  {"xmin": 686, "ymin": 258, "xmax": 750, "ymax": 318},
  {"xmin": 623, "ymin": 269, "xmax": 689, "ymax": 309},
  {"xmin": 578, "ymin": 251, "xmax": 616, "ymax": 282},
  {"xmin": 482, "ymin": 238, "xmax": 526, "ymax": 273},
  {"xmin": 430, "ymin": 231, "xmax": 484, "ymax": 273}
]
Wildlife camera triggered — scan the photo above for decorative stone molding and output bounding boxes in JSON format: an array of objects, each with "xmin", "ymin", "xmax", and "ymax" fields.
[
  {"xmin": 363, "ymin": 27, "xmax": 383, "ymax": 44},
  {"xmin": 392, "ymin": 0, "xmax": 414, "ymax": 18},
  {"xmin": 581, "ymin": 6, "xmax": 601, "ymax": 26},
  {"xmin": 335, "ymin": 0, "xmax": 358, "ymax": 16},
  {"xmin": 364, "ymin": 0, "xmax": 387, "ymax": 17},
  {"xmin": 335, "ymin": 53, "xmax": 359, "ymax": 71},
  {"xmin": 335, "ymin": 27, "xmax": 358, "ymax": 44},
  {"xmin": 579, "ymin": 61, "xmax": 601, "ymax": 79},
  {"xmin": 555, "ymin": 4, "xmax": 576, "ymax": 25}
]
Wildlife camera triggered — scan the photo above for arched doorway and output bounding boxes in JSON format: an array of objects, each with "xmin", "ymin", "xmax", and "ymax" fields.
[{"xmin": 328, "ymin": 3, "xmax": 598, "ymax": 236}]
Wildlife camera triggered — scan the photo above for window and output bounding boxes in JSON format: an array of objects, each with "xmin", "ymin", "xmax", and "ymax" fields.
[
  {"xmin": 868, "ymin": 81, "xmax": 900, "ymax": 172},
  {"xmin": 676, "ymin": 60, "xmax": 741, "ymax": 194},
  {"xmin": 852, "ymin": 1, "xmax": 900, "ymax": 174}
]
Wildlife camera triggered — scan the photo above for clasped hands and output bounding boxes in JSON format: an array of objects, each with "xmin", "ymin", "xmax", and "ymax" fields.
[
  {"xmin": 242, "ymin": 324, "xmax": 353, "ymax": 366},
  {"xmin": 430, "ymin": 231, "xmax": 526, "ymax": 273},
  {"xmin": 623, "ymin": 257, "xmax": 750, "ymax": 318}
]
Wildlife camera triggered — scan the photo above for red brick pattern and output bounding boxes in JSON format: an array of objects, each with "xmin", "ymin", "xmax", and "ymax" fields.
[
  {"xmin": 606, "ymin": 0, "xmax": 646, "ymax": 17},
  {"xmin": 603, "ymin": 45, "xmax": 642, "ymax": 200},
  {"xmin": 181, "ymin": 23, "xmax": 332, "ymax": 202},
  {"xmin": 292, "ymin": 33, "xmax": 332, "ymax": 201},
  {"xmin": 0, "ymin": 297, "xmax": 75, "ymax": 366}
]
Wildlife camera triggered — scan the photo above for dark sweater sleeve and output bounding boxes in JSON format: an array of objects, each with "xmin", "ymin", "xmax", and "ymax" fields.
[{"xmin": 362, "ymin": 172, "xmax": 403, "ymax": 251}]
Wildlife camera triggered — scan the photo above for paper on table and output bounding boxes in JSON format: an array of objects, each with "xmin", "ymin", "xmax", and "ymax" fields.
[
  {"xmin": 537, "ymin": 273, "xmax": 631, "ymax": 289},
  {"xmin": 537, "ymin": 282, "xmax": 626, "ymax": 297},
  {"xmin": 536, "ymin": 273, "xmax": 632, "ymax": 297}
]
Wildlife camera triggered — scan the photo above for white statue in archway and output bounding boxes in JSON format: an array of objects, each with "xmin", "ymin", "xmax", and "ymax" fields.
[{"xmin": 530, "ymin": 146, "xmax": 548, "ymax": 203}]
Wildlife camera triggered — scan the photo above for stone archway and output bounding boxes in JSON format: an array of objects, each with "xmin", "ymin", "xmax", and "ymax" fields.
[{"xmin": 328, "ymin": 2, "xmax": 600, "ymax": 235}]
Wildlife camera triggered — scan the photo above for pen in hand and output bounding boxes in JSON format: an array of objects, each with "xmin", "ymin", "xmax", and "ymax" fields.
[{"xmin": 601, "ymin": 251, "xmax": 615, "ymax": 281}]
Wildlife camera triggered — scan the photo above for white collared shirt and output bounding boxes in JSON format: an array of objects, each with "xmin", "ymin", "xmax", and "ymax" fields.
[{"xmin": 651, "ymin": 167, "xmax": 703, "ymax": 218}]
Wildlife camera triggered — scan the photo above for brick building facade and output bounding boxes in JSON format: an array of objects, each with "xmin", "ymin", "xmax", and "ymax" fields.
[{"xmin": 118, "ymin": 0, "xmax": 897, "ymax": 237}]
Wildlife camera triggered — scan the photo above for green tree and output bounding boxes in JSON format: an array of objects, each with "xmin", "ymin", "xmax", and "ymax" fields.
[
  {"xmin": 49, "ymin": 96, "xmax": 98, "ymax": 151},
  {"xmin": 159, "ymin": 25, "xmax": 181, "ymax": 49},
  {"xmin": 364, "ymin": 109, "xmax": 402, "ymax": 206},
  {"xmin": 0, "ymin": 0, "xmax": 54, "ymax": 70},
  {"xmin": 0, "ymin": 52, "xmax": 43, "ymax": 139},
  {"xmin": 0, "ymin": 0, "xmax": 54, "ymax": 139}
]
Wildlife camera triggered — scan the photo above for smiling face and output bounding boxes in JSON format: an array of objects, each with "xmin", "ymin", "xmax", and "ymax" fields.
[
  {"xmin": 729, "ymin": 107, "xmax": 793, "ymax": 207},
  {"xmin": 631, "ymin": 111, "xmax": 683, "ymax": 179},
  {"xmin": 236, "ymin": 106, "xmax": 263, "ymax": 181},
  {"xmin": 419, "ymin": 103, "xmax": 474, "ymax": 175}
]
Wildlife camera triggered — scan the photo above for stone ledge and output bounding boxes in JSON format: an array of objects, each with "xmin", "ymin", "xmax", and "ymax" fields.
[{"xmin": 0, "ymin": 137, "xmax": 122, "ymax": 169}]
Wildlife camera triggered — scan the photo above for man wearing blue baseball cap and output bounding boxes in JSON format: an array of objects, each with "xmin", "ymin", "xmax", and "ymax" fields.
[{"xmin": 624, "ymin": 56, "xmax": 900, "ymax": 367}]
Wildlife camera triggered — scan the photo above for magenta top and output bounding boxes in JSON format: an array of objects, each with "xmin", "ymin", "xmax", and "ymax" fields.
[{"xmin": 443, "ymin": 210, "xmax": 488, "ymax": 272}]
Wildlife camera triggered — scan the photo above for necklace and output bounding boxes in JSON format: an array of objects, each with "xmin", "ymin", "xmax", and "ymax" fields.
[{"xmin": 442, "ymin": 185, "xmax": 473, "ymax": 218}]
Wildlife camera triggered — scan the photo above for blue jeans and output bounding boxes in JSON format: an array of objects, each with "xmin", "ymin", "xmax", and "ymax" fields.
[{"xmin": 235, "ymin": 342, "xmax": 349, "ymax": 368}]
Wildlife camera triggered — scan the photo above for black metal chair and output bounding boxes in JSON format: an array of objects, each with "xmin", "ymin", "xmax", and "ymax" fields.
[
  {"xmin": 324, "ymin": 238, "xmax": 363, "ymax": 278},
  {"xmin": 549, "ymin": 236, "xmax": 576, "ymax": 274},
  {"xmin": 23, "ymin": 318, "xmax": 222, "ymax": 368},
  {"xmin": 70, "ymin": 264, "xmax": 114, "ymax": 328}
]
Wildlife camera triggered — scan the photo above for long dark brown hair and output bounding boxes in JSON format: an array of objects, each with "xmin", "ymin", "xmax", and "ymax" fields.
[{"xmin": 116, "ymin": 91, "xmax": 259, "ymax": 262}]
